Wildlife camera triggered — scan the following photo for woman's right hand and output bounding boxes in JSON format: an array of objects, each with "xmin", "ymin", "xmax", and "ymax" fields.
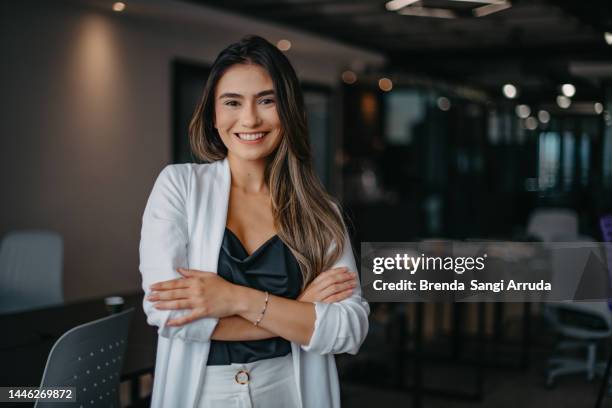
[{"xmin": 297, "ymin": 266, "xmax": 357, "ymax": 303}]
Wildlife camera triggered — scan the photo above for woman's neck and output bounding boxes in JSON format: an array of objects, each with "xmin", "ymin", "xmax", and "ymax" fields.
[{"xmin": 227, "ymin": 154, "xmax": 269, "ymax": 194}]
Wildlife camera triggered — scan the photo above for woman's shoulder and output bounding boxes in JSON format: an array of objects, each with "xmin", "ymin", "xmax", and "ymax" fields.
[
  {"xmin": 158, "ymin": 161, "xmax": 225, "ymax": 185},
  {"xmin": 149, "ymin": 161, "xmax": 226, "ymax": 208}
]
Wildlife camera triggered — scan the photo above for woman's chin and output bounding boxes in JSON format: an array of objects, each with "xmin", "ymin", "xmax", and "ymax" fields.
[
  {"xmin": 227, "ymin": 141, "xmax": 281, "ymax": 163},
  {"xmin": 230, "ymin": 148, "xmax": 273, "ymax": 163}
]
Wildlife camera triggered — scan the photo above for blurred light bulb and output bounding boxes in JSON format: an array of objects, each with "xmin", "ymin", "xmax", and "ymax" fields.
[
  {"xmin": 595, "ymin": 102, "xmax": 604, "ymax": 114},
  {"xmin": 341, "ymin": 70, "xmax": 357, "ymax": 84},
  {"xmin": 525, "ymin": 116, "xmax": 538, "ymax": 131},
  {"xmin": 605, "ymin": 32, "xmax": 612, "ymax": 45},
  {"xmin": 112, "ymin": 2, "xmax": 126, "ymax": 12},
  {"xmin": 537, "ymin": 110, "xmax": 550, "ymax": 124},
  {"xmin": 378, "ymin": 77, "xmax": 393, "ymax": 92},
  {"xmin": 277, "ymin": 39, "xmax": 291, "ymax": 51},
  {"xmin": 557, "ymin": 95, "xmax": 571, "ymax": 109},
  {"xmin": 515, "ymin": 104, "xmax": 531, "ymax": 119},
  {"xmin": 437, "ymin": 96, "xmax": 451, "ymax": 111},
  {"xmin": 502, "ymin": 84, "xmax": 517, "ymax": 99},
  {"xmin": 561, "ymin": 83, "xmax": 576, "ymax": 97}
]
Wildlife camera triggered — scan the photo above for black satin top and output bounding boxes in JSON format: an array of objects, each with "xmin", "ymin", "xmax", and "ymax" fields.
[{"xmin": 206, "ymin": 227, "xmax": 303, "ymax": 366}]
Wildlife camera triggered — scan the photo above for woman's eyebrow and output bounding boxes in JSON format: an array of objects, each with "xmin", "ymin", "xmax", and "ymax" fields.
[
  {"xmin": 218, "ymin": 89, "xmax": 275, "ymax": 99},
  {"xmin": 256, "ymin": 89, "xmax": 275, "ymax": 97}
]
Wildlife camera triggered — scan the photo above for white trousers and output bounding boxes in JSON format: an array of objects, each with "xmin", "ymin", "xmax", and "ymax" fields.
[{"xmin": 198, "ymin": 354, "xmax": 300, "ymax": 408}]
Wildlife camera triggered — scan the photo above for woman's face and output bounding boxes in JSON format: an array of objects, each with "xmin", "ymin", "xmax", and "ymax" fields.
[{"xmin": 214, "ymin": 63, "xmax": 282, "ymax": 163}]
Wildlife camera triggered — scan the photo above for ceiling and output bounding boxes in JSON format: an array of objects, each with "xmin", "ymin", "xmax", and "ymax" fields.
[{"xmin": 190, "ymin": 0, "xmax": 612, "ymax": 104}]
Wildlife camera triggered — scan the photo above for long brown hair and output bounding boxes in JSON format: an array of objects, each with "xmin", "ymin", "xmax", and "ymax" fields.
[{"xmin": 188, "ymin": 35, "xmax": 346, "ymax": 287}]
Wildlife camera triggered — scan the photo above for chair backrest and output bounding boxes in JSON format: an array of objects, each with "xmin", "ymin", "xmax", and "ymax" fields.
[
  {"xmin": 599, "ymin": 214, "xmax": 612, "ymax": 310},
  {"xmin": 527, "ymin": 208, "xmax": 578, "ymax": 243},
  {"xmin": 35, "ymin": 308, "xmax": 134, "ymax": 408},
  {"xmin": 601, "ymin": 214, "xmax": 612, "ymax": 243},
  {"xmin": 549, "ymin": 237, "xmax": 607, "ymax": 301},
  {"xmin": 547, "ymin": 237, "xmax": 612, "ymax": 332},
  {"xmin": 0, "ymin": 230, "xmax": 63, "ymax": 313}
]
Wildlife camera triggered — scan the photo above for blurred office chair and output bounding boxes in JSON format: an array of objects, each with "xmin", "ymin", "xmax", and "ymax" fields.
[
  {"xmin": 545, "ymin": 237, "xmax": 612, "ymax": 387},
  {"xmin": 527, "ymin": 208, "xmax": 578, "ymax": 243},
  {"xmin": 0, "ymin": 230, "xmax": 63, "ymax": 313},
  {"xmin": 35, "ymin": 308, "xmax": 134, "ymax": 408},
  {"xmin": 601, "ymin": 215, "xmax": 612, "ymax": 308},
  {"xmin": 602, "ymin": 214, "xmax": 612, "ymax": 241},
  {"xmin": 595, "ymin": 214, "xmax": 612, "ymax": 406}
]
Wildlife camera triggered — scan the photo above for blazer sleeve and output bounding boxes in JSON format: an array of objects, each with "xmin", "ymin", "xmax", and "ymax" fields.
[
  {"xmin": 300, "ymin": 224, "xmax": 370, "ymax": 355},
  {"xmin": 139, "ymin": 165, "xmax": 218, "ymax": 342}
]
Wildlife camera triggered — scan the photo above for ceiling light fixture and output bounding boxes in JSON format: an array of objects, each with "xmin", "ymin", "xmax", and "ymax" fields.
[
  {"xmin": 595, "ymin": 102, "xmax": 604, "ymax": 114},
  {"xmin": 605, "ymin": 32, "xmax": 612, "ymax": 46},
  {"xmin": 451, "ymin": 0, "xmax": 508, "ymax": 3},
  {"xmin": 385, "ymin": 0, "xmax": 420, "ymax": 12},
  {"xmin": 472, "ymin": 1, "xmax": 512, "ymax": 17},
  {"xmin": 389, "ymin": 0, "xmax": 511, "ymax": 18},
  {"xmin": 397, "ymin": 6, "xmax": 456, "ymax": 18}
]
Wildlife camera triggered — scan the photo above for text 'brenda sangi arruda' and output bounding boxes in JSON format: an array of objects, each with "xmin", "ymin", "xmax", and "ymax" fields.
[{"xmin": 361, "ymin": 241, "xmax": 611, "ymax": 302}]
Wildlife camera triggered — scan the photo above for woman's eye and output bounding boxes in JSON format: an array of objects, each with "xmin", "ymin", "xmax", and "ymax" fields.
[
  {"xmin": 259, "ymin": 98, "xmax": 275, "ymax": 105},
  {"xmin": 224, "ymin": 100, "xmax": 240, "ymax": 107}
]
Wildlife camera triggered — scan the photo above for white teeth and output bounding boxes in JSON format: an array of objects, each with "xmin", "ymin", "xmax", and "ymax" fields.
[{"xmin": 236, "ymin": 132, "xmax": 266, "ymax": 141}]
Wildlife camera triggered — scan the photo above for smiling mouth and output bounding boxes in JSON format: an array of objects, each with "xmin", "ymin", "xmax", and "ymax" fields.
[{"xmin": 234, "ymin": 132, "xmax": 269, "ymax": 141}]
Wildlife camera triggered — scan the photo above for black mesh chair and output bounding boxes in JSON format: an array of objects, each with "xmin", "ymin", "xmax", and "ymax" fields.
[
  {"xmin": 595, "ymin": 214, "xmax": 612, "ymax": 408},
  {"xmin": 35, "ymin": 308, "xmax": 134, "ymax": 408}
]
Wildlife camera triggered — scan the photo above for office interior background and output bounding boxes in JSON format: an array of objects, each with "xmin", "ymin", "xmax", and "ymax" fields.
[{"xmin": 2, "ymin": 0, "xmax": 612, "ymax": 407}]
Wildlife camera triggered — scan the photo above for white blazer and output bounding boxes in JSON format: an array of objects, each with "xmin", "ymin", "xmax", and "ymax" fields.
[{"xmin": 139, "ymin": 158, "xmax": 370, "ymax": 408}]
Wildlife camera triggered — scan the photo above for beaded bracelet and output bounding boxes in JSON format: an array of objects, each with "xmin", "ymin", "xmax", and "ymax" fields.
[{"xmin": 254, "ymin": 291, "xmax": 269, "ymax": 327}]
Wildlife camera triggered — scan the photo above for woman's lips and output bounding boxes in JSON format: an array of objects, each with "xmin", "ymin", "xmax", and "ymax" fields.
[{"xmin": 234, "ymin": 132, "xmax": 269, "ymax": 144}]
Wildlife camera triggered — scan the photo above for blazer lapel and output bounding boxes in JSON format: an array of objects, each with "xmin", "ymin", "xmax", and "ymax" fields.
[{"xmin": 193, "ymin": 158, "xmax": 231, "ymax": 274}]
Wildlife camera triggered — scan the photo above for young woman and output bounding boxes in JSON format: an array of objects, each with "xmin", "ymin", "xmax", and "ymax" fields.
[{"xmin": 139, "ymin": 35, "xmax": 369, "ymax": 408}]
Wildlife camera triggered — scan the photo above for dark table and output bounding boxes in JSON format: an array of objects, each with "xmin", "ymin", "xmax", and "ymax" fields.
[{"xmin": 0, "ymin": 292, "xmax": 157, "ymax": 405}]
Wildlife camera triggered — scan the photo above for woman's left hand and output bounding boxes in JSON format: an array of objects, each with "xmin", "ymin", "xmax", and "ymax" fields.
[{"xmin": 147, "ymin": 268, "xmax": 238, "ymax": 326}]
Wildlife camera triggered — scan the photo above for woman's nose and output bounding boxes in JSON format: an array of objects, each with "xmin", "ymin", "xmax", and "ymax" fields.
[{"xmin": 240, "ymin": 103, "xmax": 262, "ymax": 127}]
